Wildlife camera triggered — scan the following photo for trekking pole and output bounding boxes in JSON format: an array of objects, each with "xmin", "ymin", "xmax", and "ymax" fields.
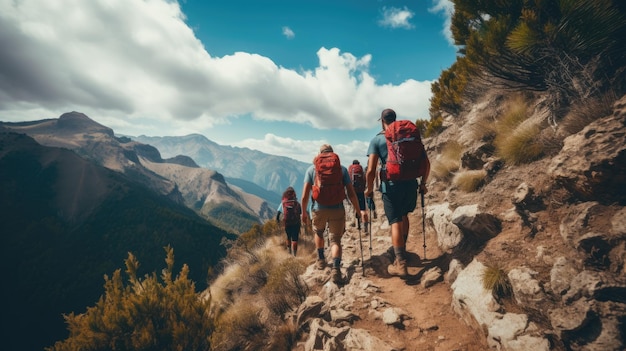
[
  {"xmin": 421, "ymin": 190, "xmax": 426, "ymax": 260},
  {"xmin": 326, "ymin": 223, "xmax": 330, "ymax": 248},
  {"xmin": 368, "ymin": 205, "xmax": 373, "ymax": 258},
  {"xmin": 357, "ymin": 215, "xmax": 365, "ymax": 276}
]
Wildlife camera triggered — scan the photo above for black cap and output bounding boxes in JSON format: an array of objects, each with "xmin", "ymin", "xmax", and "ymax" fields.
[{"xmin": 379, "ymin": 108, "xmax": 396, "ymax": 123}]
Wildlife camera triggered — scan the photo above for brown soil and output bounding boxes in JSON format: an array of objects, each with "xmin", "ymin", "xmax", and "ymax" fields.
[{"xmin": 350, "ymin": 220, "xmax": 489, "ymax": 351}]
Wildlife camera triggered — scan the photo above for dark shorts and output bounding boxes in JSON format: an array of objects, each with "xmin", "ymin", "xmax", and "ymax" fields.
[
  {"xmin": 366, "ymin": 196, "xmax": 375, "ymax": 210},
  {"xmin": 382, "ymin": 180, "xmax": 418, "ymax": 224},
  {"xmin": 356, "ymin": 192, "xmax": 366, "ymax": 211},
  {"xmin": 285, "ymin": 224, "xmax": 301, "ymax": 241}
]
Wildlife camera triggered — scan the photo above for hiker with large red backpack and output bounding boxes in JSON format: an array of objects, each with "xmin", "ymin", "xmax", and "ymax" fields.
[
  {"xmin": 348, "ymin": 160, "xmax": 370, "ymax": 234},
  {"xmin": 276, "ymin": 186, "xmax": 302, "ymax": 256},
  {"xmin": 364, "ymin": 108, "xmax": 430, "ymax": 278},
  {"xmin": 301, "ymin": 144, "xmax": 361, "ymax": 284}
]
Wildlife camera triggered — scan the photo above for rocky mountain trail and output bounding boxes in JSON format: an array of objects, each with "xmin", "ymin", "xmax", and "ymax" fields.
[
  {"xmin": 286, "ymin": 95, "xmax": 626, "ymax": 351},
  {"xmin": 290, "ymin": 193, "xmax": 489, "ymax": 351}
]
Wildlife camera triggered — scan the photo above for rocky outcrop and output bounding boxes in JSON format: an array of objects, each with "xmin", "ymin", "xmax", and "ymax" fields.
[
  {"xmin": 450, "ymin": 259, "xmax": 551, "ymax": 351},
  {"xmin": 548, "ymin": 96, "xmax": 626, "ymax": 205}
]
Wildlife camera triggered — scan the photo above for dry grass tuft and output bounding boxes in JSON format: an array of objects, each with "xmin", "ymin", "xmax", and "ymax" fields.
[
  {"xmin": 452, "ymin": 169, "xmax": 487, "ymax": 192},
  {"xmin": 210, "ymin": 229, "xmax": 310, "ymax": 351},
  {"xmin": 431, "ymin": 140, "xmax": 463, "ymax": 180},
  {"xmin": 262, "ymin": 258, "xmax": 308, "ymax": 316},
  {"xmin": 494, "ymin": 96, "xmax": 544, "ymax": 165},
  {"xmin": 560, "ymin": 91, "xmax": 617, "ymax": 135},
  {"xmin": 211, "ymin": 304, "xmax": 267, "ymax": 351},
  {"xmin": 482, "ymin": 264, "xmax": 512, "ymax": 299}
]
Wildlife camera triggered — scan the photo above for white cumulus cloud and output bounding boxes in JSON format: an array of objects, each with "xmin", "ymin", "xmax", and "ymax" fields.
[
  {"xmin": 282, "ymin": 26, "xmax": 295, "ymax": 39},
  {"xmin": 378, "ymin": 6, "xmax": 415, "ymax": 29},
  {"xmin": 429, "ymin": 0, "xmax": 455, "ymax": 46},
  {"xmin": 0, "ymin": 0, "xmax": 434, "ymax": 158}
]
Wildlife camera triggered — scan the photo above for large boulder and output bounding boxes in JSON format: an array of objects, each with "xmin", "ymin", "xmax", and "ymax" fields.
[{"xmin": 548, "ymin": 95, "xmax": 626, "ymax": 205}]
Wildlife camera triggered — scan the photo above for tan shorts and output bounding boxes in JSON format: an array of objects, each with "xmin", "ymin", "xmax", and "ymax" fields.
[{"xmin": 312, "ymin": 207, "xmax": 345, "ymax": 245}]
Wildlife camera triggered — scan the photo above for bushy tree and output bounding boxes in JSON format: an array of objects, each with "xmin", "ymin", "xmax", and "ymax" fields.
[
  {"xmin": 47, "ymin": 247, "xmax": 213, "ymax": 351},
  {"xmin": 431, "ymin": 0, "xmax": 626, "ymax": 122}
]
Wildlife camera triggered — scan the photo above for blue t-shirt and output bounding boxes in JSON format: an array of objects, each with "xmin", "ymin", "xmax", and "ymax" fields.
[
  {"xmin": 367, "ymin": 132, "xmax": 390, "ymax": 192},
  {"xmin": 366, "ymin": 132, "xmax": 388, "ymax": 164},
  {"xmin": 304, "ymin": 164, "xmax": 351, "ymax": 210}
]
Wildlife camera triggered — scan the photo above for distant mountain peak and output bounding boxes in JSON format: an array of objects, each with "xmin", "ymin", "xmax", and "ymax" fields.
[{"xmin": 58, "ymin": 111, "xmax": 113, "ymax": 136}]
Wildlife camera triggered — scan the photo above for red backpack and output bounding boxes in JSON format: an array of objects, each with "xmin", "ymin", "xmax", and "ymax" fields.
[
  {"xmin": 383, "ymin": 120, "xmax": 429, "ymax": 182},
  {"xmin": 348, "ymin": 163, "xmax": 366, "ymax": 192},
  {"xmin": 281, "ymin": 197, "xmax": 301, "ymax": 226},
  {"xmin": 312, "ymin": 152, "xmax": 345, "ymax": 206}
]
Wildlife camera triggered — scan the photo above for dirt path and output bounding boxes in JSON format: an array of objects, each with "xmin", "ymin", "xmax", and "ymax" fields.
[{"xmin": 299, "ymin": 195, "xmax": 489, "ymax": 351}]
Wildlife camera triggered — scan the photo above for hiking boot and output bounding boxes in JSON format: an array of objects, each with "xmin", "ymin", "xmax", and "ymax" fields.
[
  {"xmin": 315, "ymin": 259, "xmax": 326, "ymax": 270},
  {"xmin": 331, "ymin": 267, "xmax": 342, "ymax": 284},
  {"xmin": 388, "ymin": 259, "xmax": 408, "ymax": 278},
  {"xmin": 373, "ymin": 211, "xmax": 377, "ymax": 219}
]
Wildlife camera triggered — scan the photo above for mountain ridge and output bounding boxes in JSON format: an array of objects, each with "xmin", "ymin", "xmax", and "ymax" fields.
[
  {"xmin": 1, "ymin": 112, "xmax": 272, "ymax": 231},
  {"xmin": 132, "ymin": 134, "xmax": 309, "ymax": 202},
  {"xmin": 0, "ymin": 130, "xmax": 237, "ymax": 350}
]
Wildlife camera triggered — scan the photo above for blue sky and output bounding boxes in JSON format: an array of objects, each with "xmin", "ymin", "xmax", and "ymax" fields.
[{"xmin": 0, "ymin": 0, "xmax": 457, "ymax": 164}]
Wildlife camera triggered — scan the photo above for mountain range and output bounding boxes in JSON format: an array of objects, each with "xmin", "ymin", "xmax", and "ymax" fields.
[
  {"xmin": 0, "ymin": 111, "xmax": 302, "ymax": 350},
  {"xmin": 1, "ymin": 112, "xmax": 279, "ymax": 232},
  {"xmin": 0, "ymin": 128, "xmax": 237, "ymax": 350},
  {"xmin": 132, "ymin": 134, "xmax": 310, "ymax": 208}
]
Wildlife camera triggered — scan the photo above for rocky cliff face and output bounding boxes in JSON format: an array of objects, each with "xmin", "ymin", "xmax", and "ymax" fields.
[{"xmin": 283, "ymin": 94, "xmax": 626, "ymax": 351}]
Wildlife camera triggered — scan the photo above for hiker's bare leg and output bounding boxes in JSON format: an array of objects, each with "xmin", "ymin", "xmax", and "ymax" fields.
[
  {"xmin": 391, "ymin": 221, "xmax": 405, "ymax": 247},
  {"xmin": 315, "ymin": 231, "xmax": 325, "ymax": 249},
  {"xmin": 331, "ymin": 242, "xmax": 341, "ymax": 259},
  {"xmin": 402, "ymin": 215, "xmax": 409, "ymax": 244}
]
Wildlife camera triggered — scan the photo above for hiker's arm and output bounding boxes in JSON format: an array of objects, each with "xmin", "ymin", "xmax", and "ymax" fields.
[
  {"xmin": 345, "ymin": 183, "xmax": 361, "ymax": 220},
  {"xmin": 301, "ymin": 182, "xmax": 311, "ymax": 221},
  {"xmin": 365, "ymin": 153, "xmax": 379, "ymax": 198},
  {"xmin": 420, "ymin": 153, "xmax": 431, "ymax": 194}
]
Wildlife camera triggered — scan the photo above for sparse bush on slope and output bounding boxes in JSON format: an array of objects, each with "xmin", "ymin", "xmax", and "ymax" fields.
[{"xmin": 47, "ymin": 247, "xmax": 213, "ymax": 351}]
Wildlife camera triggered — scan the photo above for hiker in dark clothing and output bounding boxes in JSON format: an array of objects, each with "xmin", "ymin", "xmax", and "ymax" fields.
[
  {"xmin": 276, "ymin": 186, "xmax": 302, "ymax": 256},
  {"xmin": 365, "ymin": 108, "xmax": 430, "ymax": 278},
  {"xmin": 349, "ymin": 160, "xmax": 370, "ymax": 234}
]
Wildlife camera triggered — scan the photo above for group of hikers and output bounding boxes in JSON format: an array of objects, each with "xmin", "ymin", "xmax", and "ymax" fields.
[{"xmin": 275, "ymin": 108, "xmax": 430, "ymax": 284}]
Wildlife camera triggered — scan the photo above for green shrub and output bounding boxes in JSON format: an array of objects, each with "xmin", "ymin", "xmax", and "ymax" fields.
[
  {"xmin": 47, "ymin": 247, "xmax": 213, "ymax": 351},
  {"xmin": 452, "ymin": 169, "xmax": 487, "ymax": 192}
]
